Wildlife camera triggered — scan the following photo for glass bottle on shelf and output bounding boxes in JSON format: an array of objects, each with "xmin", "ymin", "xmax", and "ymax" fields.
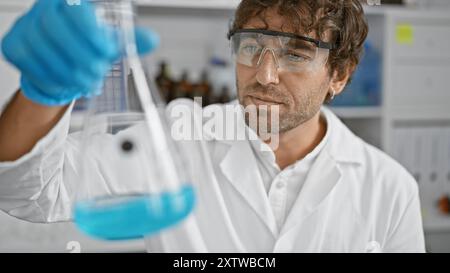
[
  {"xmin": 173, "ymin": 70, "xmax": 193, "ymax": 100},
  {"xmin": 155, "ymin": 61, "xmax": 174, "ymax": 103},
  {"xmin": 218, "ymin": 85, "xmax": 231, "ymax": 104},
  {"xmin": 192, "ymin": 70, "xmax": 212, "ymax": 106}
]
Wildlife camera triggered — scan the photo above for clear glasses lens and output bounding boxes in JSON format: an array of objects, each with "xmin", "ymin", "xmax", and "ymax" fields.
[{"xmin": 231, "ymin": 32, "xmax": 329, "ymax": 72}]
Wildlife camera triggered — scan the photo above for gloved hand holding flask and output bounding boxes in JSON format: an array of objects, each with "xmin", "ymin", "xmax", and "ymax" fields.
[
  {"xmin": 1, "ymin": 0, "xmax": 158, "ymax": 105},
  {"xmin": 1, "ymin": 0, "xmax": 196, "ymax": 241}
]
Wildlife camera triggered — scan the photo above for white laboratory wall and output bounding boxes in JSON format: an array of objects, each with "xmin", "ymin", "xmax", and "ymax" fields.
[
  {"xmin": 0, "ymin": 4, "xmax": 23, "ymax": 109},
  {"xmin": 137, "ymin": 7, "xmax": 234, "ymax": 81}
]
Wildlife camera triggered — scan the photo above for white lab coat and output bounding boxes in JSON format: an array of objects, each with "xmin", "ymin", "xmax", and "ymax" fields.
[{"xmin": 0, "ymin": 99, "xmax": 425, "ymax": 252}]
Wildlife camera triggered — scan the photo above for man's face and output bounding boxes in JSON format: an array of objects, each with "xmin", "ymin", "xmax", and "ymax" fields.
[{"xmin": 236, "ymin": 9, "xmax": 332, "ymax": 134}]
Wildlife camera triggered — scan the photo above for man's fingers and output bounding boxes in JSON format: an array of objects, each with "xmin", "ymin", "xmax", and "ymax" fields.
[{"xmin": 135, "ymin": 27, "xmax": 160, "ymax": 56}]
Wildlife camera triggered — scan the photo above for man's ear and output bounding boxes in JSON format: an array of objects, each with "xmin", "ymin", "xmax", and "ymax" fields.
[{"xmin": 329, "ymin": 64, "xmax": 355, "ymax": 96}]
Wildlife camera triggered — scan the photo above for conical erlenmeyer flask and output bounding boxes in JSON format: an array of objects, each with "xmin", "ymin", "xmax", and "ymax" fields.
[{"xmin": 72, "ymin": 0, "xmax": 195, "ymax": 241}]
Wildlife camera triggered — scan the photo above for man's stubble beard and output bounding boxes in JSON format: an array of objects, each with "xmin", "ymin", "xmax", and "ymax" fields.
[{"xmin": 237, "ymin": 79, "xmax": 329, "ymax": 135}]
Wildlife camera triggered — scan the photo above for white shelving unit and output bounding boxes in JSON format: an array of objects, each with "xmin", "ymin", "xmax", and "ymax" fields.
[
  {"xmin": 329, "ymin": 106, "xmax": 383, "ymax": 119},
  {"xmin": 380, "ymin": 8, "xmax": 450, "ymax": 245}
]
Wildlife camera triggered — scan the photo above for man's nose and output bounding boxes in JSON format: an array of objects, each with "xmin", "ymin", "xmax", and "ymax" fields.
[{"xmin": 255, "ymin": 49, "xmax": 280, "ymax": 86}]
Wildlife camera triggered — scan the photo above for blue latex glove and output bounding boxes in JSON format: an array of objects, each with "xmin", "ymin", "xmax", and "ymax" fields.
[{"xmin": 1, "ymin": 0, "xmax": 159, "ymax": 106}]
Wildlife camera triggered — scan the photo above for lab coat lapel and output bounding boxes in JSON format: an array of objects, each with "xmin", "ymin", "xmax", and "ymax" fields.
[
  {"xmin": 280, "ymin": 145, "xmax": 342, "ymax": 237},
  {"xmin": 278, "ymin": 106, "xmax": 364, "ymax": 238},
  {"xmin": 219, "ymin": 140, "xmax": 279, "ymax": 237}
]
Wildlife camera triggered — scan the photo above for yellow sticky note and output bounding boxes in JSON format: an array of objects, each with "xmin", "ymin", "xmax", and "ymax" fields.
[{"xmin": 396, "ymin": 24, "xmax": 414, "ymax": 45}]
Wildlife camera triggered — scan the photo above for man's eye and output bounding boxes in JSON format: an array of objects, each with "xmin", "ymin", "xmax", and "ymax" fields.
[
  {"xmin": 285, "ymin": 52, "xmax": 310, "ymax": 62},
  {"xmin": 240, "ymin": 44, "xmax": 260, "ymax": 55}
]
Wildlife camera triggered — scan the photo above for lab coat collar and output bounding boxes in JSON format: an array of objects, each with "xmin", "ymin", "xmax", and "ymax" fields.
[
  {"xmin": 203, "ymin": 101, "xmax": 365, "ymax": 165},
  {"xmin": 321, "ymin": 106, "xmax": 365, "ymax": 165},
  {"xmin": 278, "ymin": 107, "xmax": 366, "ymax": 238},
  {"xmin": 279, "ymin": 148, "xmax": 342, "ymax": 237},
  {"xmin": 219, "ymin": 139, "xmax": 279, "ymax": 237},
  {"xmin": 200, "ymin": 101, "xmax": 277, "ymax": 237}
]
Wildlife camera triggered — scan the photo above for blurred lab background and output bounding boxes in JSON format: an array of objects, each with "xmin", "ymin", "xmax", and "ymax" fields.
[{"xmin": 0, "ymin": 0, "xmax": 449, "ymax": 252}]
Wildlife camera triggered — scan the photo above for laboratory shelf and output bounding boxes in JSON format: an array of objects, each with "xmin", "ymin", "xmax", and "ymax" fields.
[
  {"xmin": 423, "ymin": 209, "xmax": 450, "ymax": 233},
  {"xmin": 135, "ymin": 0, "xmax": 240, "ymax": 10},
  {"xmin": 134, "ymin": 1, "xmax": 411, "ymax": 14},
  {"xmin": 329, "ymin": 106, "xmax": 383, "ymax": 119},
  {"xmin": 0, "ymin": 0, "xmax": 433, "ymax": 14}
]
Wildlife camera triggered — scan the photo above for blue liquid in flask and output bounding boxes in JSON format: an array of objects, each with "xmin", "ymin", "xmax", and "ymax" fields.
[{"xmin": 74, "ymin": 185, "xmax": 195, "ymax": 240}]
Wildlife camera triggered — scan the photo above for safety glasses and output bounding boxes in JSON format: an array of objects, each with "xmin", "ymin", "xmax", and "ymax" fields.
[{"xmin": 228, "ymin": 29, "xmax": 335, "ymax": 73}]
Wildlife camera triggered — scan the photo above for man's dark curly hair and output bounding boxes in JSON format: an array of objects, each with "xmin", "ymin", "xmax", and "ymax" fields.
[{"xmin": 230, "ymin": 0, "xmax": 369, "ymax": 98}]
